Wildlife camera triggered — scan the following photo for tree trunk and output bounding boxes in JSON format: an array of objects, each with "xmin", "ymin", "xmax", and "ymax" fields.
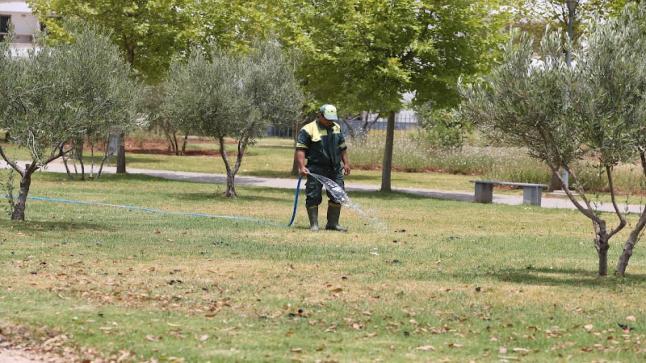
[
  {"xmin": 595, "ymin": 223, "xmax": 610, "ymax": 277},
  {"xmin": 61, "ymin": 144, "xmax": 72, "ymax": 178},
  {"xmin": 598, "ymin": 245, "xmax": 609, "ymax": 276},
  {"xmin": 361, "ymin": 111, "xmax": 380, "ymax": 138},
  {"xmin": 76, "ymin": 141, "xmax": 85, "ymax": 181},
  {"xmin": 116, "ymin": 132, "xmax": 126, "ymax": 174},
  {"xmin": 380, "ymin": 111, "xmax": 396, "ymax": 192},
  {"xmin": 11, "ymin": 169, "xmax": 33, "ymax": 221},
  {"xmin": 616, "ymin": 212, "xmax": 646, "ymax": 276},
  {"xmin": 4, "ymin": 131, "xmax": 9, "ymax": 142},
  {"xmin": 225, "ymin": 173, "xmax": 236, "ymax": 198},
  {"xmin": 172, "ymin": 132, "xmax": 179, "ymax": 156},
  {"xmin": 97, "ymin": 154, "xmax": 109, "ymax": 178},
  {"xmin": 181, "ymin": 134, "xmax": 189, "ymax": 155},
  {"xmin": 161, "ymin": 125, "xmax": 178, "ymax": 155},
  {"xmin": 616, "ymin": 151, "xmax": 646, "ymax": 276},
  {"xmin": 218, "ymin": 136, "xmax": 237, "ymax": 198}
]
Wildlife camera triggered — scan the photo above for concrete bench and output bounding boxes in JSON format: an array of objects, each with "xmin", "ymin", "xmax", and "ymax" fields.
[{"xmin": 471, "ymin": 180, "xmax": 548, "ymax": 206}]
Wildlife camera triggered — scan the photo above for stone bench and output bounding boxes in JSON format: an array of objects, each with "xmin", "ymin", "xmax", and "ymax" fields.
[{"xmin": 471, "ymin": 180, "xmax": 548, "ymax": 206}]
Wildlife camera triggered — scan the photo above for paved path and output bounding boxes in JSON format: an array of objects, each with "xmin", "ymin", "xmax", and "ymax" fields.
[{"xmin": 1, "ymin": 161, "xmax": 644, "ymax": 214}]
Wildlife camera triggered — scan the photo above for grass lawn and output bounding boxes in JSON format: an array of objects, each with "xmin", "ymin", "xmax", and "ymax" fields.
[
  {"xmin": 0, "ymin": 173, "xmax": 644, "ymax": 362},
  {"xmin": 3, "ymin": 139, "xmax": 644, "ymax": 206}
]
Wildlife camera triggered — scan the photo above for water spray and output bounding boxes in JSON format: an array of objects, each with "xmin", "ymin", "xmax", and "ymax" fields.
[{"xmin": 287, "ymin": 172, "xmax": 384, "ymax": 229}]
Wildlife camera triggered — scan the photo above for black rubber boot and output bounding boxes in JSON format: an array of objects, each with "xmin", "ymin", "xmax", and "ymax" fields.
[
  {"xmin": 307, "ymin": 206, "xmax": 319, "ymax": 231},
  {"xmin": 325, "ymin": 203, "xmax": 347, "ymax": 232}
]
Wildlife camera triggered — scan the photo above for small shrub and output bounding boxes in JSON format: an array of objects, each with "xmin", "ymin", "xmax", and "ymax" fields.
[{"xmin": 416, "ymin": 104, "xmax": 468, "ymax": 150}]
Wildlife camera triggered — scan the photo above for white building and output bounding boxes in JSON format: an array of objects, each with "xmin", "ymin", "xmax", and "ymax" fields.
[{"xmin": 0, "ymin": 1, "xmax": 40, "ymax": 54}]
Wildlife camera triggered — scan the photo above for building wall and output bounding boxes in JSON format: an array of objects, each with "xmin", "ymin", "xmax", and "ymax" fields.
[
  {"xmin": 0, "ymin": 1, "xmax": 40, "ymax": 43},
  {"xmin": 10, "ymin": 12, "xmax": 38, "ymax": 36}
]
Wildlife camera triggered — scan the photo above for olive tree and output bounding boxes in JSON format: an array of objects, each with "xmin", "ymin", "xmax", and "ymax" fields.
[
  {"xmin": 143, "ymin": 85, "xmax": 192, "ymax": 156},
  {"xmin": 58, "ymin": 26, "xmax": 141, "ymax": 180},
  {"xmin": 459, "ymin": 30, "xmax": 629, "ymax": 276},
  {"xmin": 163, "ymin": 41, "xmax": 302, "ymax": 197},
  {"xmin": 575, "ymin": 2, "xmax": 646, "ymax": 276},
  {"xmin": 0, "ymin": 25, "xmax": 139, "ymax": 220}
]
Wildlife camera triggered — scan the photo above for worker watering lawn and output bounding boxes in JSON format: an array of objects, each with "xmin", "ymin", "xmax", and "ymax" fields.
[{"xmin": 294, "ymin": 104, "xmax": 351, "ymax": 232}]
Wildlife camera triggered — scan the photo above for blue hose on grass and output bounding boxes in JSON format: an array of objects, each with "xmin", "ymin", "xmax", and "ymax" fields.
[
  {"xmin": 288, "ymin": 175, "xmax": 303, "ymax": 227},
  {"xmin": 18, "ymin": 195, "xmax": 277, "ymax": 226}
]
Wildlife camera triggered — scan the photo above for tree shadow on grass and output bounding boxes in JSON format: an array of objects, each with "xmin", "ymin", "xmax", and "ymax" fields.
[
  {"xmin": 36, "ymin": 173, "xmax": 173, "ymax": 184},
  {"xmin": 0, "ymin": 220, "xmax": 112, "ymax": 233},
  {"xmin": 489, "ymin": 266, "xmax": 646, "ymax": 288}
]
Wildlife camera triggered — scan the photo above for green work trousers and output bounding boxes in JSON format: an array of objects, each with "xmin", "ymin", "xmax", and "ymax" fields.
[{"xmin": 305, "ymin": 165, "xmax": 345, "ymax": 207}]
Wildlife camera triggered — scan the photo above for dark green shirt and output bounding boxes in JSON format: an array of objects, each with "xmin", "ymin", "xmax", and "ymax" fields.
[{"xmin": 296, "ymin": 121, "xmax": 347, "ymax": 168}]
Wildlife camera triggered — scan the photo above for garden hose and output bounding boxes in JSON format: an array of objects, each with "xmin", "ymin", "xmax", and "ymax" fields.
[
  {"xmin": 288, "ymin": 175, "xmax": 303, "ymax": 227},
  {"xmin": 4, "ymin": 195, "xmax": 277, "ymax": 226}
]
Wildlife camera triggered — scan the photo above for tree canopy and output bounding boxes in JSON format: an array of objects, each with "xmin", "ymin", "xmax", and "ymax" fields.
[
  {"xmin": 31, "ymin": 0, "xmax": 198, "ymax": 82},
  {"xmin": 163, "ymin": 41, "xmax": 303, "ymax": 197},
  {"xmin": 274, "ymin": 0, "xmax": 509, "ymax": 114}
]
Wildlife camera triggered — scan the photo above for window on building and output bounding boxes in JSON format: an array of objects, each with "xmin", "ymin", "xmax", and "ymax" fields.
[{"xmin": 0, "ymin": 15, "xmax": 10, "ymax": 39}]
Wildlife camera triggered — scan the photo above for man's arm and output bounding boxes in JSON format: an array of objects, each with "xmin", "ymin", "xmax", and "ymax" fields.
[
  {"xmin": 341, "ymin": 149, "xmax": 351, "ymax": 176},
  {"xmin": 295, "ymin": 149, "xmax": 309, "ymax": 176}
]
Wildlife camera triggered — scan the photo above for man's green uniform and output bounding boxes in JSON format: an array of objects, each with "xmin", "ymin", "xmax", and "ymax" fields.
[
  {"xmin": 296, "ymin": 105, "xmax": 348, "ymax": 231},
  {"xmin": 296, "ymin": 120, "xmax": 347, "ymax": 206}
]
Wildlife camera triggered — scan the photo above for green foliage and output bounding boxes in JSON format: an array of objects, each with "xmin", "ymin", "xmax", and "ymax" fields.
[
  {"xmin": 416, "ymin": 104, "xmax": 468, "ymax": 150},
  {"xmin": 459, "ymin": 30, "xmax": 580, "ymax": 170},
  {"xmin": 31, "ymin": 0, "xmax": 199, "ymax": 82},
  {"xmin": 277, "ymin": 0, "xmax": 509, "ymax": 113},
  {"xmin": 163, "ymin": 40, "xmax": 303, "ymax": 195},
  {"xmin": 575, "ymin": 2, "xmax": 646, "ymax": 167},
  {"xmin": 61, "ymin": 23, "xmax": 142, "ymax": 141},
  {"xmin": 0, "ymin": 24, "xmax": 139, "ymax": 166},
  {"xmin": 0, "ymin": 23, "xmax": 140, "ymax": 219},
  {"xmin": 516, "ymin": 1, "xmax": 634, "ymax": 41},
  {"xmin": 164, "ymin": 41, "xmax": 302, "ymax": 142},
  {"xmin": 460, "ymin": 2, "xmax": 646, "ymax": 275},
  {"xmin": 163, "ymin": 46, "xmax": 241, "ymax": 140},
  {"xmin": 193, "ymin": 0, "xmax": 279, "ymax": 52}
]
